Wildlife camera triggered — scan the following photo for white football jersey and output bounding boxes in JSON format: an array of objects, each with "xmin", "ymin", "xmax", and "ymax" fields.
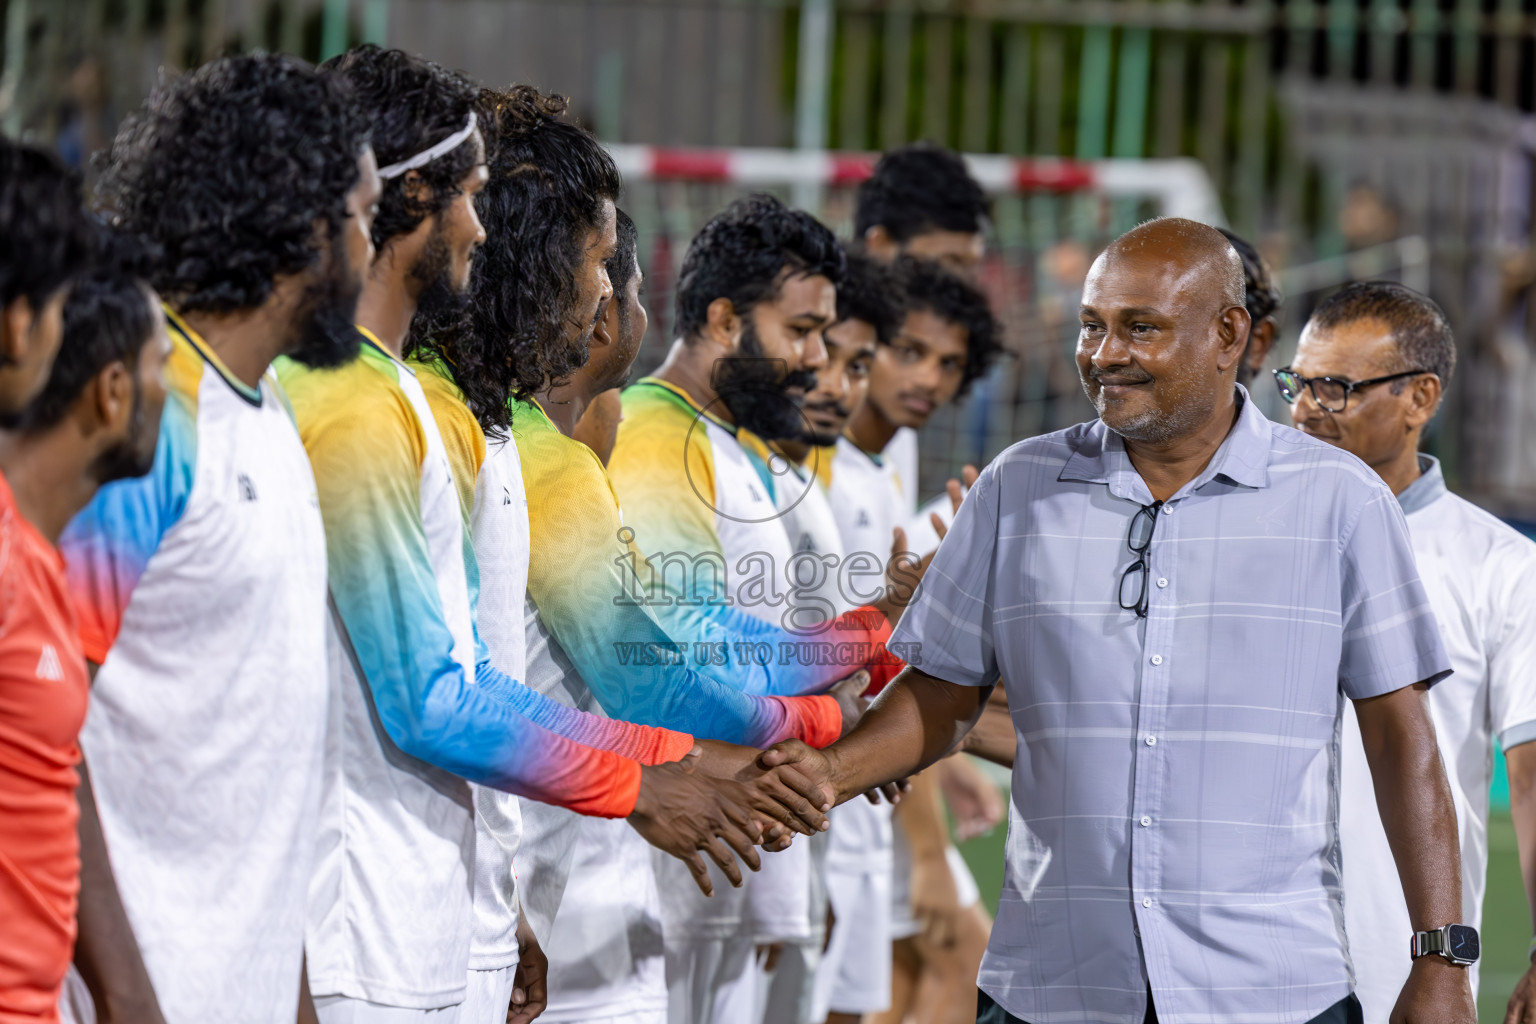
[
  {"xmin": 467, "ymin": 434, "xmax": 531, "ymax": 971},
  {"xmin": 61, "ymin": 319, "xmax": 329, "ymax": 1023}
]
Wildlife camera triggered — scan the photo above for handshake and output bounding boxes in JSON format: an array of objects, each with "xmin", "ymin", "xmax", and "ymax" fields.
[{"xmin": 625, "ymin": 668, "xmax": 903, "ymax": 896}]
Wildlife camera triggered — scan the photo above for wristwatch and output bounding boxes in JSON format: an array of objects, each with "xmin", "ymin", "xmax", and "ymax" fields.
[{"xmin": 1410, "ymin": 924, "xmax": 1480, "ymax": 966}]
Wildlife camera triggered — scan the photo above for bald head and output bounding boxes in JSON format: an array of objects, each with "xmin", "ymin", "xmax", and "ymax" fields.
[
  {"xmin": 1099, "ymin": 218, "xmax": 1245, "ymax": 312},
  {"xmin": 1077, "ymin": 218, "xmax": 1252, "ymax": 447}
]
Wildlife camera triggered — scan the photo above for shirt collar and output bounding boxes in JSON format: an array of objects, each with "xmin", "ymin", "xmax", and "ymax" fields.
[
  {"xmin": 354, "ymin": 324, "xmax": 413, "ymax": 373},
  {"xmin": 1395, "ymin": 454, "xmax": 1446, "ymax": 516},
  {"xmin": 1059, "ymin": 385, "xmax": 1272, "ymax": 502}
]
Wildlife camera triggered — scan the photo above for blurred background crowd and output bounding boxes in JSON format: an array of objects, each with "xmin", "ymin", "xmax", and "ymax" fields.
[{"xmin": 5, "ymin": 0, "xmax": 1533, "ymax": 1017}]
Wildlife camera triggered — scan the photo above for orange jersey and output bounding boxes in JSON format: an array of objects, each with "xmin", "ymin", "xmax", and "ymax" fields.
[{"xmin": 0, "ymin": 470, "xmax": 90, "ymax": 1022}]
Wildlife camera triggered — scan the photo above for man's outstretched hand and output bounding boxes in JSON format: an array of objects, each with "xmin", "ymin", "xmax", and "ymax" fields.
[
  {"xmin": 628, "ymin": 750, "xmax": 770, "ymax": 897},
  {"xmin": 757, "ymin": 739, "xmax": 836, "ymax": 808}
]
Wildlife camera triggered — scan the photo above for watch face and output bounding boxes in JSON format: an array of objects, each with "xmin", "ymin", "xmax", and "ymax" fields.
[{"xmin": 1447, "ymin": 925, "xmax": 1480, "ymax": 962}]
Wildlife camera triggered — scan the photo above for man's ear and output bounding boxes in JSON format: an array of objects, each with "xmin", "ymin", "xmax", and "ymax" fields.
[
  {"xmin": 88, "ymin": 360, "xmax": 135, "ymax": 439},
  {"xmin": 1214, "ymin": 305, "xmax": 1253, "ymax": 374},
  {"xmin": 1244, "ymin": 317, "xmax": 1280, "ymax": 379},
  {"xmin": 1404, "ymin": 372, "xmax": 1444, "ymax": 430},
  {"xmin": 0, "ymin": 295, "xmax": 36, "ymax": 367},
  {"xmin": 862, "ymin": 225, "xmax": 898, "ymax": 262},
  {"xmin": 591, "ymin": 301, "xmax": 616, "ymax": 353},
  {"xmin": 401, "ymin": 169, "xmax": 431, "ymax": 206},
  {"xmin": 702, "ymin": 298, "xmax": 741, "ymax": 351}
]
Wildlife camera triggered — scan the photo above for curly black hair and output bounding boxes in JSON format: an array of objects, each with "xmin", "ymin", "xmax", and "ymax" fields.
[
  {"xmin": 323, "ymin": 45, "xmax": 480, "ymax": 251},
  {"xmin": 891, "ymin": 254, "xmax": 1002, "ymax": 399},
  {"xmin": 0, "ymin": 136, "xmax": 94, "ymax": 310},
  {"xmin": 94, "ymin": 52, "xmax": 367, "ymax": 314},
  {"xmin": 835, "ymin": 250, "xmax": 899, "ymax": 345},
  {"xmin": 1310, "ymin": 280, "xmax": 1456, "ymax": 388},
  {"xmin": 674, "ymin": 193, "xmax": 845, "ymax": 341},
  {"xmin": 853, "ymin": 142, "xmax": 989, "ymax": 243},
  {"xmin": 1217, "ymin": 228, "xmax": 1280, "ymax": 325},
  {"xmin": 20, "ymin": 229, "xmax": 159, "ymax": 432},
  {"xmin": 409, "ymin": 84, "xmax": 621, "ymax": 433}
]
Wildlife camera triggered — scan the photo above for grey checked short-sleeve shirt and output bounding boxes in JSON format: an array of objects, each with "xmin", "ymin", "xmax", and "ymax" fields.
[{"xmin": 889, "ymin": 391, "xmax": 1451, "ymax": 1024}]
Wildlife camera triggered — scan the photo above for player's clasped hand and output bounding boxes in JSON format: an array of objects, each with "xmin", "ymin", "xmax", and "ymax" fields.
[
  {"xmin": 626, "ymin": 750, "xmax": 767, "ymax": 897},
  {"xmin": 692, "ymin": 738, "xmax": 832, "ymax": 839}
]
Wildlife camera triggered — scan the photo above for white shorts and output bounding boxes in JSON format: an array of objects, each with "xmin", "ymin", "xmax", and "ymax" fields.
[
  {"xmin": 459, "ymin": 966, "xmax": 516, "ymax": 1024},
  {"xmin": 758, "ymin": 939, "xmax": 821, "ymax": 1024},
  {"xmin": 890, "ymin": 841, "xmax": 981, "ymax": 940},
  {"xmin": 811, "ymin": 865, "xmax": 893, "ymax": 1019},
  {"xmin": 543, "ymin": 817, "xmax": 667, "ymax": 1024},
  {"xmin": 664, "ymin": 935, "xmax": 757, "ymax": 1024},
  {"xmin": 315, "ymin": 994, "xmax": 462, "ymax": 1023}
]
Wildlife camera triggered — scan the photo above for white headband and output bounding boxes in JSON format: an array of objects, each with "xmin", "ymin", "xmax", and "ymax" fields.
[{"xmin": 377, "ymin": 113, "xmax": 478, "ymax": 180}]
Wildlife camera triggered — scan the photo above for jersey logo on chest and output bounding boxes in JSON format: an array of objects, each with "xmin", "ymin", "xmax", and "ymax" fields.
[{"xmin": 35, "ymin": 643, "xmax": 64, "ymax": 682}]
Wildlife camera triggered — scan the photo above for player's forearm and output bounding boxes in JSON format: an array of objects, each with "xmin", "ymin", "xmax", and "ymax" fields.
[
  {"xmin": 474, "ymin": 660, "xmax": 695, "ymax": 766},
  {"xmin": 823, "ymin": 667, "xmax": 987, "ymax": 805},
  {"xmin": 1355, "ymin": 683, "xmax": 1464, "ymax": 930},
  {"xmin": 961, "ymin": 695, "xmax": 1017, "ymax": 768},
  {"xmin": 73, "ymin": 760, "xmax": 167, "ymax": 1024},
  {"xmin": 549, "ymin": 600, "xmax": 839, "ymax": 749},
  {"xmin": 1505, "ymin": 741, "xmax": 1536, "ymax": 932}
]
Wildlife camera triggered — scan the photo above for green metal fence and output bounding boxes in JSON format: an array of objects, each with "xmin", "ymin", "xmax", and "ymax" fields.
[{"xmin": 6, "ymin": 0, "xmax": 1536, "ymax": 509}]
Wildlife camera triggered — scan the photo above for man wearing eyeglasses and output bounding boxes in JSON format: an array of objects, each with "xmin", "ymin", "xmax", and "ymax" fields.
[
  {"xmin": 1280, "ymin": 281, "xmax": 1536, "ymax": 1024},
  {"xmin": 757, "ymin": 218, "xmax": 1476, "ymax": 1024}
]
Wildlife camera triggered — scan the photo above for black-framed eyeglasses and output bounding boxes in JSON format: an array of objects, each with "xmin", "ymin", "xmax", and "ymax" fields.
[
  {"xmin": 1118, "ymin": 500, "xmax": 1163, "ymax": 619},
  {"xmin": 1272, "ymin": 367, "xmax": 1431, "ymax": 413}
]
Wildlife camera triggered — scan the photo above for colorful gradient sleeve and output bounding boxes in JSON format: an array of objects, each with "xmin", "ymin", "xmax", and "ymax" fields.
[
  {"xmin": 278, "ymin": 343, "xmax": 684, "ymax": 819},
  {"xmin": 608, "ymin": 379, "xmax": 892, "ymax": 699},
  {"xmin": 415, "ymin": 361, "xmax": 697, "ymax": 766},
  {"xmin": 496, "ymin": 397, "xmax": 840, "ymax": 748},
  {"xmin": 59, "ymin": 324, "xmax": 201, "ymax": 664}
]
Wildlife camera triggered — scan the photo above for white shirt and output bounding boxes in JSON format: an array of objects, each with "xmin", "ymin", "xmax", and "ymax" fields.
[
  {"xmin": 61, "ymin": 323, "xmax": 329, "ymax": 1023},
  {"xmin": 301, "ymin": 351, "xmax": 480, "ymax": 1009},
  {"xmin": 1342, "ymin": 455, "xmax": 1536, "ymax": 1022},
  {"xmin": 467, "ymin": 435, "xmax": 531, "ymax": 971},
  {"xmin": 822, "ymin": 436, "xmax": 909, "ymax": 874},
  {"xmin": 651, "ymin": 414, "xmax": 797, "ymax": 939},
  {"xmin": 744, "ymin": 457, "xmax": 848, "ymax": 943}
]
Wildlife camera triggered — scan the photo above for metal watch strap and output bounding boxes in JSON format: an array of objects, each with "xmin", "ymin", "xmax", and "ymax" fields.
[{"xmin": 1410, "ymin": 929, "xmax": 1447, "ymax": 959}]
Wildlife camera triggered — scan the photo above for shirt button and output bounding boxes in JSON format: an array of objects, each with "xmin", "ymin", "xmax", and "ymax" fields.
[
  {"xmin": 1142, "ymin": 897, "xmax": 1153, "ymax": 908},
  {"xmin": 1140, "ymin": 816, "xmax": 1152, "ymax": 827},
  {"xmin": 1161, "ymin": 505, "xmax": 1173, "ymax": 516},
  {"xmin": 1150, "ymin": 654, "xmax": 1163, "ymax": 666},
  {"xmin": 1145, "ymin": 735, "xmax": 1158, "ymax": 746},
  {"xmin": 1156, "ymin": 577, "xmax": 1168, "ymax": 588}
]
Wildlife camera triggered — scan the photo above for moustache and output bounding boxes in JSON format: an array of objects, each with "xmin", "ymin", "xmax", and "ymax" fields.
[
  {"xmin": 782, "ymin": 367, "xmax": 818, "ymax": 394},
  {"xmin": 1088, "ymin": 367, "xmax": 1153, "ymax": 386}
]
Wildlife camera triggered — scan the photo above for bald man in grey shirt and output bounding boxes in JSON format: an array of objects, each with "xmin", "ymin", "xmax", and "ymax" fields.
[{"xmin": 759, "ymin": 218, "xmax": 1475, "ymax": 1024}]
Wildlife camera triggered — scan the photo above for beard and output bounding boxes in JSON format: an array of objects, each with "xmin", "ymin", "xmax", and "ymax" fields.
[
  {"xmin": 411, "ymin": 223, "xmax": 472, "ymax": 324},
  {"xmin": 287, "ymin": 233, "xmax": 365, "ymax": 369},
  {"xmin": 91, "ymin": 374, "xmax": 158, "ymax": 485},
  {"xmin": 711, "ymin": 319, "xmax": 816, "ymax": 442}
]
